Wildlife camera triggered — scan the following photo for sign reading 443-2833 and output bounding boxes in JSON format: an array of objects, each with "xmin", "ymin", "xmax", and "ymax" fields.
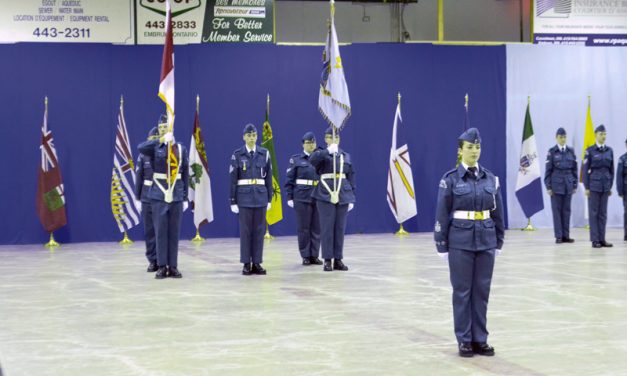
[{"xmin": 0, "ymin": 0, "xmax": 134, "ymax": 44}]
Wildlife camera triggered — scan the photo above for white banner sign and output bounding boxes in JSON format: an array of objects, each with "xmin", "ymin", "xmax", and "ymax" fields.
[
  {"xmin": 534, "ymin": 0, "xmax": 627, "ymax": 46},
  {"xmin": 0, "ymin": 0, "xmax": 134, "ymax": 44},
  {"xmin": 136, "ymin": 0, "xmax": 207, "ymax": 44}
]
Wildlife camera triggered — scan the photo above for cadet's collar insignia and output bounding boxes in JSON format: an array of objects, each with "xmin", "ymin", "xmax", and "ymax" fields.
[
  {"xmin": 435, "ymin": 221, "xmax": 441, "ymax": 233},
  {"xmin": 439, "ymin": 179, "xmax": 447, "ymax": 189}
]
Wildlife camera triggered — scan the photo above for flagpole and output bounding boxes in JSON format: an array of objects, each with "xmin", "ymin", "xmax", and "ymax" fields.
[
  {"xmin": 521, "ymin": 96, "xmax": 536, "ymax": 232},
  {"xmin": 191, "ymin": 94, "xmax": 206, "ymax": 243},
  {"xmin": 44, "ymin": 232, "xmax": 60, "ymax": 248},
  {"xmin": 392, "ymin": 92, "xmax": 410, "ymax": 236},
  {"xmin": 264, "ymin": 94, "xmax": 275, "ymax": 240},
  {"xmin": 330, "ymin": 0, "xmax": 339, "ymax": 200},
  {"xmin": 120, "ymin": 231, "xmax": 134, "ymax": 244}
]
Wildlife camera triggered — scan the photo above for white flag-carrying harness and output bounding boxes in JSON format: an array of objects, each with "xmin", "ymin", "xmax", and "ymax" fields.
[
  {"xmin": 386, "ymin": 99, "xmax": 417, "ymax": 224},
  {"xmin": 188, "ymin": 106, "xmax": 214, "ymax": 228}
]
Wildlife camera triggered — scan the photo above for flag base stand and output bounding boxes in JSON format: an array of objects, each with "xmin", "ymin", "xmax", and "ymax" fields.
[
  {"xmin": 585, "ymin": 224, "xmax": 590, "ymax": 229},
  {"xmin": 521, "ymin": 218, "xmax": 536, "ymax": 231},
  {"xmin": 44, "ymin": 233, "xmax": 60, "ymax": 248},
  {"xmin": 191, "ymin": 228, "xmax": 205, "ymax": 243},
  {"xmin": 119, "ymin": 232, "xmax": 134, "ymax": 245},
  {"xmin": 395, "ymin": 223, "xmax": 410, "ymax": 236},
  {"xmin": 264, "ymin": 224, "xmax": 274, "ymax": 240}
]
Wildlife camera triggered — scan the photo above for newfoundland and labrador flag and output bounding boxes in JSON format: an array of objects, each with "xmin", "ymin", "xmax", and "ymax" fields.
[
  {"xmin": 515, "ymin": 102, "xmax": 544, "ymax": 218},
  {"xmin": 36, "ymin": 99, "xmax": 67, "ymax": 233}
]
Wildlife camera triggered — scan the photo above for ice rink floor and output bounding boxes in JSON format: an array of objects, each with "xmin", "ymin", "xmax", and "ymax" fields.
[{"xmin": 1, "ymin": 228, "xmax": 626, "ymax": 376}]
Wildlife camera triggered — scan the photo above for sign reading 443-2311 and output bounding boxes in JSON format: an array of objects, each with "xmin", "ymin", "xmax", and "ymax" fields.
[
  {"xmin": 0, "ymin": 0, "xmax": 134, "ymax": 44},
  {"xmin": 136, "ymin": 0, "xmax": 274, "ymax": 44}
]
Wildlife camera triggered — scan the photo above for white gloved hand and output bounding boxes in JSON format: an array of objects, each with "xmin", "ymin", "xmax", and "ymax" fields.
[
  {"xmin": 287, "ymin": 200, "xmax": 294, "ymax": 208},
  {"xmin": 438, "ymin": 252, "xmax": 449, "ymax": 262},
  {"xmin": 267, "ymin": 203, "xmax": 272, "ymax": 210},
  {"xmin": 230, "ymin": 204, "xmax": 239, "ymax": 214},
  {"xmin": 183, "ymin": 201, "xmax": 189, "ymax": 212},
  {"xmin": 327, "ymin": 143, "xmax": 339, "ymax": 154},
  {"xmin": 496, "ymin": 249, "xmax": 502, "ymax": 256},
  {"xmin": 163, "ymin": 132, "xmax": 174, "ymax": 143},
  {"xmin": 134, "ymin": 200, "xmax": 142, "ymax": 213},
  {"xmin": 348, "ymin": 203, "xmax": 354, "ymax": 212}
]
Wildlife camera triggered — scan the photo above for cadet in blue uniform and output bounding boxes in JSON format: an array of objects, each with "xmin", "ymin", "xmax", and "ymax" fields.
[
  {"xmin": 544, "ymin": 127, "xmax": 578, "ymax": 244},
  {"xmin": 310, "ymin": 127, "xmax": 355, "ymax": 272},
  {"xmin": 583, "ymin": 125, "xmax": 614, "ymax": 248},
  {"xmin": 285, "ymin": 132, "xmax": 322, "ymax": 266},
  {"xmin": 434, "ymin": 128, "xmax": 504, "ymax": 358},
  {"xmin": 135, "ymin": 127, "xmax": 159, "ymax": 272},
  {"xmin": 230, "ymin": 123, "xmax": 273, "ymax": 275},
  {"xmin": 138, "ymin": 116, "xmax": 189, "ymax": 279},
  {"xmin": 617, "ymin": 136, "xmax": 627, "ymax": 241}
]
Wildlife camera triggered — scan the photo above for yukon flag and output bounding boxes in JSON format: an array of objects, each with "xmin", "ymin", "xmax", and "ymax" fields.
[
  {"xmin": 188, "ymin": 103, "xmax": 214, "ymax": 228},
  {"xmin": 36, "ymin": 98, "xmax": 67, "ymax": 233},
  {"xmin": 111, "ymin": 99, "xmax": 141, "ymax": 232},
  {"xmin": 386, "ymin": 97, "xmax": 417, "ymax": 224},
  {"xmin": 261, "ymin": 96, "xmax": 283, "ymax": 225},
  {"xmin": 515, "ymin": 101, "xmax": 544, "ymax": 218},
  {"xmin": 318, "ymin": 0, "xmax": 351, "ymax": 130}
]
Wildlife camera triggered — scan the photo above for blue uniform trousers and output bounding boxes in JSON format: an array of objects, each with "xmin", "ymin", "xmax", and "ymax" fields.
[
  {"xmin": 238, "ymin": 207, "xmax": 266, "ymax": 264},
  {"xmin": 623, "ymin": 196, "xmax": 627, "ymax": 238},
  {"xmin": 316, "ymin": 200, "xmax": 348, "ymax": 260},
  {"xmin": 294, "ymin": 201, "xmax": 321, "ymax": 258},
  {"xmin": 151, "ymin": 201, "xmax": 182, "ymax": 268},
  {"xmin": 588, "ymin": 191, "xmax": 609, "ymax": 242},
  {"xmin": 142, "ymin": 202, "xmax": 156, "ymax": 263},
  {"xmin": 550, "ymin": 193, "xmax": 572, "ymax": 239},
  {"xmin": 448, "ymin": 248, "xmax": 495, "ymax": 344}
]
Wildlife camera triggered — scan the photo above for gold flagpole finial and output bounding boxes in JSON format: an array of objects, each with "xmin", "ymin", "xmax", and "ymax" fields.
[
  {"xmin": 44, "ymin": 96, "xmax": 48, "ymax": 109},
  {"xmin": 266, "ymin": 93, "xmax": 270, "ymax": 116},
  {"xmin": 527, "ymin": 95, "xmax": 531, "ymax": 105},
  {"xmin": 196, "ymin": 94, "xmax": 200, "ymax": 113},
  {"xmin": 397, "ymin": 92, "xmax": 401, "ymax": 104},
  {"xmin": 120, "ymin": 95, "xmax": 124, "ymax": 106},
  {"xmin": 330, "ymin": 0, "xmax": 335, "ymax": 18},
  {"xmin": 588, "ymin": 95, "xmax": 591, "ymax": 106},
  {"xmin": 464, "ymin": 93, "xmax": 469, "ymax": 107}
]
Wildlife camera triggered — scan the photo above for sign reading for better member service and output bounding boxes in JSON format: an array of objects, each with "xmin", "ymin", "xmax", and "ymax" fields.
[
  {"xmin": 534, "ymin": 0, "xmax": 627, "ymax": 46},
  {"xmin": 136, "ymin": 0, "xmax": 273, "ymax": 44},
  {"xmin": 0, "ymin": 0, "xmax": 134, "ymax": 44}
]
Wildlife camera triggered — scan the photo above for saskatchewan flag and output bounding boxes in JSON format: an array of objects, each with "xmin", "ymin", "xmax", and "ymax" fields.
[{"xmin": 261, "ymin": 96, "xmax": 283, "ymax": 225}]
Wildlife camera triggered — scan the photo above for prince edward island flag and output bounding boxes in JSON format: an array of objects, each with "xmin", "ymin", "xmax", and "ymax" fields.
[{"xmin": 515, "ymin": 103, "xmax": 544, "ymax": 219}]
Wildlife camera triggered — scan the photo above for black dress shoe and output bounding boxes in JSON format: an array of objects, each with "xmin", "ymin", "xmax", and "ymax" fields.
[
  {"xmin": 600, "ymin": 241, "xmax": 613, "ymax": 247},
  {"xmin": 333, "ymin": 259, "xmax": 348, "ymax": 271},
  {"xmin": 323, "ymin": 260, "xmax": 333, "ymax": 272},
  {"xmin": 555, "ymin": 238, "xmax": 563, "ymax": 244},
  {"xmin": 592, "ymin": 242, "xmax": 602, "ymax": 248},
  {"xmin": 155, "ymin": 266, "xmax": 168, "ymax": 279},
  {"xmin": 302, "ymin": 257, "xmax": 311, "ymax": 266},
  {"xmin": 252, "ymin": 263, "xmax": 267, "ymax": 275},
  {"xmin": 310, "ymin": 257, "xmax": 323, "ymax": 265},
  {"xmin": 242, "ymin": 263, "xmax": 252, "ymax": 275},
  {"xmin": 472, "ymin": 342, "xmax": 495, "ymax": 356},
  {"xmin": 562, "ymin": 237, "xmax": 575, "ymax": 243},
  {"xmin": 147, "ymin": 261, "xmax": 158, "ymax": 273},
  {"xmin": 169, "ymin": 267, "xmax": 182, "ymax": 278},
  {"xmin": 458, "ymin": 343, "xmax": 474, "ymax": 358}
]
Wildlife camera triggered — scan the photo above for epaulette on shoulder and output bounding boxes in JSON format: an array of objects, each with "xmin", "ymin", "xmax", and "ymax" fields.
[{"xmin": 443, "ymin": 168, "xmax": 457, "ymax": 178}]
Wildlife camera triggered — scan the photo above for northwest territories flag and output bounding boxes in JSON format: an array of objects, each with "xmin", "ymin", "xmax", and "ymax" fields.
[
  {"xmin": 386, "ymin": 98, "xmax": 417, "ymax": 224},
  {"xmin": 110, "ymin": 99, "xmax": 141, "ymax": 233},
  {"xmin": 318, "ymin": 0, "xmax": 351, "ymax": 130},
  {"xmin": 36, "ymin": 98, "xmax": 67, "ymax": 233},
  {"xmin": 515, "ymin": 102, "xmax": 544, "ymax": 218}
]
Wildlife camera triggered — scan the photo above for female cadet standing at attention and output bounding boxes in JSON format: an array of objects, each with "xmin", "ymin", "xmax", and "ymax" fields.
[
  {"xmin": 310, "ymin": 127, "xmax": 355, "ymax": 272},
  {"xmin": 434, "ymin": 128, "xmax": 505, "ymax": 358}
]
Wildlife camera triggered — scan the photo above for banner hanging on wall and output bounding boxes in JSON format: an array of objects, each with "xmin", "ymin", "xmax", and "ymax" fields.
[
  {"xmin": 0, "ymin": 0, "xmax": 134, "ymax": 44},
  {"xmin": 136, "ymin": 0, "xmax": 274, "ymax": 44},
  {"xmin": 533, "ymin": 0, "xmax": 627, "ymax": 46}
]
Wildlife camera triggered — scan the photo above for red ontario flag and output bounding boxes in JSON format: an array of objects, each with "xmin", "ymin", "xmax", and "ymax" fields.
[{"xmin": 36, "ymin": 98, "xmax": 67, "ymax": 233}]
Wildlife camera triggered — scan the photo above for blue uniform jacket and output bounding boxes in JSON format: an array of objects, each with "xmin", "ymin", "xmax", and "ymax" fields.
[
  {"xmin": 544, "ymin": 145, "xmax": 578, "ymax": 195},
  {"xmin": 229, "ymin": 145, "xmax": 273, "ymax": 208},
  {"xmin": 434, "ymin": 164, "xmax": 505, "ymax": 253},
  {"xmin": 138, "ymin": 140, "xmax": 189, "ymax": 202},
  {"xmin": 134, "ymin": 153, "xmax": 154, "ymax": 203},
  {"xmin": 284, "ymin": 150, "xmax": 320, "ymax": 204},
  {"xmin": 309, "ymin": 148, "xmax": 356, "ymax": 204},
  {"xmin": 582, "ymin": 145, "xmax": 614, "ymax": 193},
  {"xmin": 617, "ymin": 152, "xmax": 627, "ymax": 197}
]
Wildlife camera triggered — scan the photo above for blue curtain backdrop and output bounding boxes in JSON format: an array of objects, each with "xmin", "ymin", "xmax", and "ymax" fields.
[{"xmin": 0, "ymin": 43, "xmax": 506, "ymax": 245}]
